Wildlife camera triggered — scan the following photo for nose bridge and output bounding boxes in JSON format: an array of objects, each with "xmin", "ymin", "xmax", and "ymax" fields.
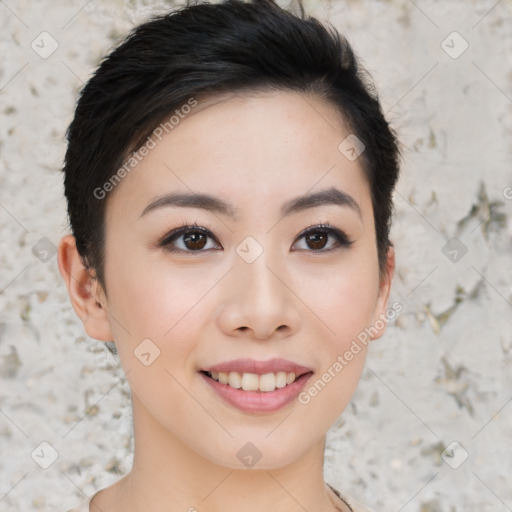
[
  {"xmin": 219, "ymin": 238, "xmax": 301, "ymax": 338},
  {"xmin": 237, "ymin": 240, "xmax": 283, "ymax": 308}
]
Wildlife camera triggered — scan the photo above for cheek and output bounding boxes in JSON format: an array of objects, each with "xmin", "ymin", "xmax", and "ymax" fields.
[
  {"xmin": 107, "ymin": 263, "xmax": 204, "ymax": 410},
  {"xmin": 310, "ymin": 279, "xmax": 374, "ymax": 383},
  {"xmin": 295, "ymin": 257, "xmax": 380, "ymax": 345},
  {"xmin": 294, "ymin": 267, "xmax": 376, "ymax": 426},
  {"xmin": 331, "ymin": 279, "xmax": 378, "ymax": 342},
  {"xmin": 103, "ymin": 253, "xmax": 224, "ymax": 397},
  {"xmin": 104, "ymin": 246, "xmax": 211, "ymax": 341}
]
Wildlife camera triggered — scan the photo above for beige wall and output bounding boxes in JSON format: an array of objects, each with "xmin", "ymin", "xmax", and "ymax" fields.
[{"xmin": 0, "ymin": 1, "xmax": 511, "ymax": 510}]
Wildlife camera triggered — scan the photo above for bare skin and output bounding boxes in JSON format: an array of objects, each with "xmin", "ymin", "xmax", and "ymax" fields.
[{"xmin": 58, "ymin": 90, "xmax": 395, "ymax": 512}]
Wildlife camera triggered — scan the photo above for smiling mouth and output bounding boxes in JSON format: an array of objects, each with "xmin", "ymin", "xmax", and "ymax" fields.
[{"xmin": 200, "ymin": 370, "xmax": 313, "ymax": 393}]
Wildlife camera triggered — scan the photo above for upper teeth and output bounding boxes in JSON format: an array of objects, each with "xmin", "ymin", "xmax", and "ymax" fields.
[{"xmin": 209, "ymin": 371, "xmax": 298, "ymax": 392}]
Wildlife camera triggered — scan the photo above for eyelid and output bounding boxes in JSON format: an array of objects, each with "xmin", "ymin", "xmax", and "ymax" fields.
[
  {"xmin": 294, "ymin": 222, "xmax": 351, "ymax": 241},
  {"xmin": 292, "ymin": 223, "xmax": 354, "ymax": 252},
  {"xmin": 158, "ymin": 222, "xmax": 220, "ymax": 251},
  {"xmin": 157, "ymin": 222, "xmax": 354, "ymax": 253}
]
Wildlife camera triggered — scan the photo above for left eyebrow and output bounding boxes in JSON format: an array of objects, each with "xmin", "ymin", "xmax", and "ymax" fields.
[
  {"xmin": 139, "ymin": 186, "xmax": 362, "ymax": 222},
  {"xmin": 281, "ymin": 187, "xmax": 362, "ymax": 222}
]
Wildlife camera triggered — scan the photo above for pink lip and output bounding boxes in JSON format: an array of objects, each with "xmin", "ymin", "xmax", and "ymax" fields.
[
  {"xmin": 199, "ymin": 371, "xmax": 314, "ymax": 413},
  {"xmin": 201, "ymin": 358, "xmax": 313, "ymax": 376}
]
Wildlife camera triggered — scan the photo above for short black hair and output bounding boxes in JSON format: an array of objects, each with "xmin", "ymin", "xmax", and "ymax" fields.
[{"xmin": 62, "ymin": 0, "xmax": 401, "ymax": 292}]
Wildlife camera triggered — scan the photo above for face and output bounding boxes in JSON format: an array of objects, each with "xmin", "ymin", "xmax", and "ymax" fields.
[{"xmin": 75, "ymin": 90, "xmax": 393, "ymax": 469}]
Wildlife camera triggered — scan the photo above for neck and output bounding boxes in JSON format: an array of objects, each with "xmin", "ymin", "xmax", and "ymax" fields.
[{"xmin": 95, "ymin": 394, "xmax": 346, "ymax": 512}]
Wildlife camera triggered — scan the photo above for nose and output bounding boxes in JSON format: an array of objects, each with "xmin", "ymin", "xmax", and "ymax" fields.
[{"xmin": 216, "ymin": 249, "xmax": 302, "ymax": 340}]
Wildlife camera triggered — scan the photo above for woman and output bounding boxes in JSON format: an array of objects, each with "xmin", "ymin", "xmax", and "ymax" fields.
[{"xmin": 59, "ymin": 0, "xmax": 401, "ymax": 510}]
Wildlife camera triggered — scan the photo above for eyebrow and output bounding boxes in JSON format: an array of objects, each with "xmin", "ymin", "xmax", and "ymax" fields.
[{"xmin": 140, "ymin": 186, "xmax": 362, "ymax": 222}]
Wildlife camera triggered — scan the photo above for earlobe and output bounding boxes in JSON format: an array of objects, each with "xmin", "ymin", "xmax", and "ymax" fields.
[
  {"xmin": 370, "ymin": 244, "xmax": 396, "ymax": 341},
  {"xmin": 57, "ymin": 234, "xmax": 114, "ymax": 342}
]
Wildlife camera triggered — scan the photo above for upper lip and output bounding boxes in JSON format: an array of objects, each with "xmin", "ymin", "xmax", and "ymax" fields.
[{"xmin": 201, "ymin": 358, "xmax": 313, "ymax": 376}]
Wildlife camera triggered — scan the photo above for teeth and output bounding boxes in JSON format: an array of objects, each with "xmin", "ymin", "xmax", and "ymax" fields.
[
  {"xmin": 241, "ymin": 372, "xmax": 259, "ymax": 391},
  {"xmin": 228, "ymin": 372, "xmax": 242, "ymax": 389},
  {"xmin": 207, "ymin": 371, "xmax": 299, "ymax": 392}
]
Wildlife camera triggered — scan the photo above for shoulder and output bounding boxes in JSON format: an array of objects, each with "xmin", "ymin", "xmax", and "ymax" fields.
[
  {"xmin": 342, "ymin": 494, "xmax": 377, "ymax": 512},
  {"xmin": 66, "ymin": 486, "xmax": 376, "ymax": 512},
  {"xmin": 327, "ymin": 483, "xmax": 377, "ymax": 512}
]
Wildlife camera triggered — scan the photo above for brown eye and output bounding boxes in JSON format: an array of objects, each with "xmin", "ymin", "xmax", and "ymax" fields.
[
  {"xmin": 159, "ymin": 223, "xmax": 353, "ymax": 255},
  {"xmin": 182, "ymin": 231, "xmax": 207, "ymax": 250},
  {"xmin": 293, "ymin": 224, "xmax": 354, "ymax": 253},
  {"xmin": 305, "ymin": 231, "xmax": 328, "ymax": 250},
  {"xmin": 160, "ymin": 225, "xmax": 220, "ymax": 253}
]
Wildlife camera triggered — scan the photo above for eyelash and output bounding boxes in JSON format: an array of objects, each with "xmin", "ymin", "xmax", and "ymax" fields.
[{"xmin": 157, "ymin": 222, "xmax": 354, "ymax": 255}]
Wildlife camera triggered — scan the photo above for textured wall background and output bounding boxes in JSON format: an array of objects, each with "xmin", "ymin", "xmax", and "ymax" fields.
[{"xmin": 1, "ymin": 1, "xmax": 511, "ymax": 511}]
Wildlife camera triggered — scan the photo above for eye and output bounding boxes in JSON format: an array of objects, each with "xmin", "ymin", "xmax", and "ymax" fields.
[
  {"xmin": 292, "ymin": 223, "xmax": 354, "ymax": 254},
  {"xmin": 158, "ymin": 222, "xmax": 354, "ymax": 254},
  {"xmin": 159, "ymin": 223, "xmax": 220, "ymax": 253}
]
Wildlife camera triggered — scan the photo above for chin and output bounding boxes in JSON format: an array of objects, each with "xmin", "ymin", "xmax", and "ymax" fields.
[{"xmin": 203, "ymin": 439, "xmax": 309, "ymax": 471}]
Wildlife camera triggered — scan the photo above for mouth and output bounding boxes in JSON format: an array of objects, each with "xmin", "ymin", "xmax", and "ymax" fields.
[
  {"xmin": 199, "ymin": 366, "xmax": 314, "ymax": 413},
  {"xmin": 198, "ymin": 358, "xmax": 314, "ymax": 411},
  {"xmin": 199, "ymin": 369, "xmax": 314, "ymax": 393}
]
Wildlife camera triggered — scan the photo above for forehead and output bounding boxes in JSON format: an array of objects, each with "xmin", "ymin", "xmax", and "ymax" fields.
[{"xmin": 106, "ymin": 90, "xmax": 371, "ymax": 224}]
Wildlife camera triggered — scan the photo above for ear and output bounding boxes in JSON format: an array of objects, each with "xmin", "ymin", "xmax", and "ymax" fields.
[
  {"xmin": 369, "ymin": 244, "xmax": 396, "ymax": 341},
  {"xmin": 57, "ymin": 234, "xmax": 114, "ymax": 342}
]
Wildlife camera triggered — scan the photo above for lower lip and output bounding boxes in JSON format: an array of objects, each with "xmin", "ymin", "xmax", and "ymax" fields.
[{"xmin": 199, "ymin": 371, "xmax": 314, "ymax": 413}]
